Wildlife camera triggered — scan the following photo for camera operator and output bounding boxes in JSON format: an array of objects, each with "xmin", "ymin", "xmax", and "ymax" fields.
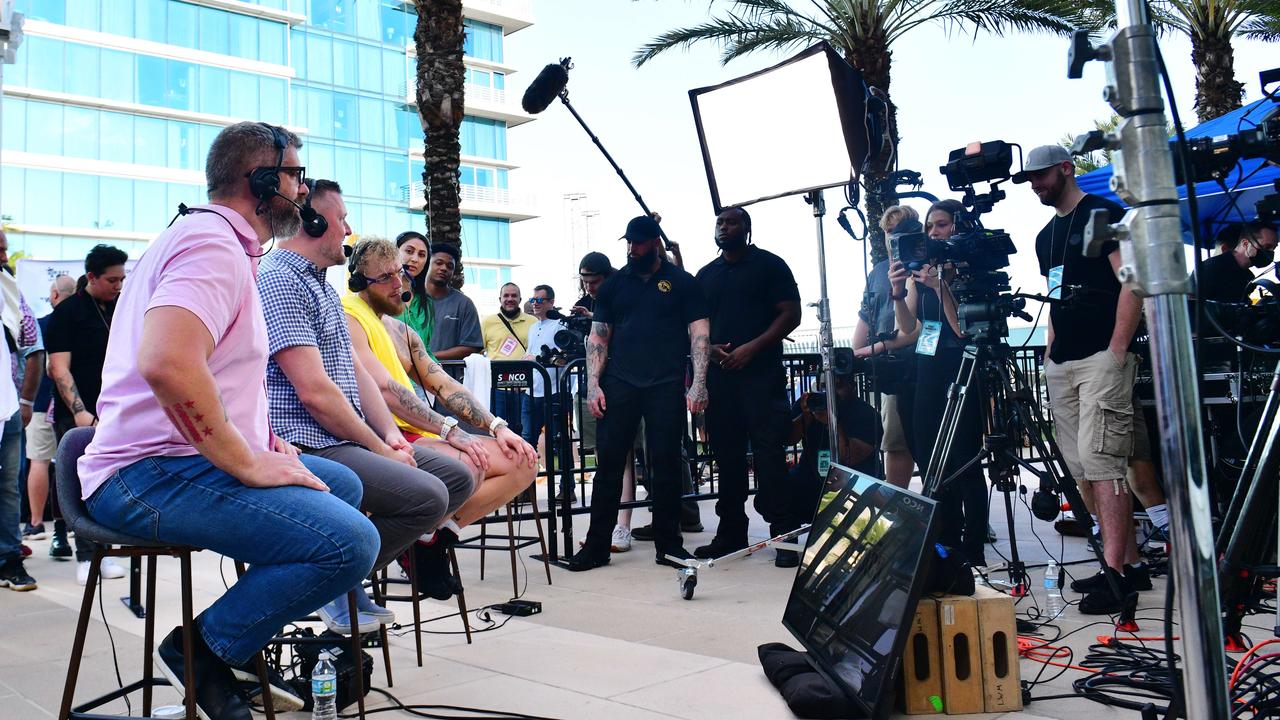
[
  {"xmin": 525, "ymin": 284, "xmax": 569, "ymax": 458},
  {"xmin": 888, "ymin": 199, "xmax": 989, "ymax": 567},
  {"xmin": 853, "ymin": 205, "xmax": 921, "ymax": 488},
  {"xmin": 695, "ymin": 206, "xmax": 802, "ymax": 566},
  {"xmin": 788, "ymin": 371, "xmax": 881, "ymax": 501},
  {"xmin": 1195, "ymin": 221, "xmax": 1277, "ymax": 303},
  {"xmin": 567, "ymin": 216, "xmax": 710, "ymax": 571},
  {"xmin": 1017, "ymin": 144, "xmax": 1144, "ymax": 614}
]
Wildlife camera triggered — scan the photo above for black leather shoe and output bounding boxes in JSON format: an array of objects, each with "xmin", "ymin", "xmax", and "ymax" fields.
[
  {"xmin": 775, "ymin": 549, "xmax": 800, "ymax": 569},
  {"xmin": 655, "ymin": 547, "xmax": 695, "ymax": 568},
  {"xmin": 154, "ymin": 626, "xmax": 252, "ymax": 720},
  {"xmin": 1071, "ymin": 563, "xmax": 1152, "ymax": 593},
  {"xmin": 565, "ymin": 546, "xmax": 610, "ymax": 572},
  {"xmin": 1079, "ymin": 583, "xmax": 1139, "ymax": 616},
  {"xmin": 228, "ymin": 657, "xmax": 304, "ymax": 712},
  {"xmin": 694, "ymin": 537, "xmax": 747, "ymax": 559},
  {"xmin": 630, "ymin": 524, "xmax": 655, "ymax": 541}
]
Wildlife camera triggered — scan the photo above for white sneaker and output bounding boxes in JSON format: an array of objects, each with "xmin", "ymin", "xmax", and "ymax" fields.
[
  {"xmin": 78, "ymin": 559, "xmax": 127, "ymax": 585},
  {"xmin": 610, "ymin": 525, "xmax": 632, "ymax": 553}
]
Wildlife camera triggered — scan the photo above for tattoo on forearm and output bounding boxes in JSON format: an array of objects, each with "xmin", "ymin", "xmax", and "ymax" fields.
[
  {"xmin": 690, "ymin": 332, "xmax": 709, "ymax": 382},
  {"xmin": 55, "ymin": 376, "xmax": 87, "ymax": 415},
  {"xmin": 389, "ymin": 381, "xmax": 446, "ymax": 428},
  {"xmin": 442, "ymin": 390, "xmax": 493, "ymax": 428},
  {"xmin": 163, "ymin": 400, "xmax": 213, "ymax": 445},
  {"xmin": 587, "ymin": 322, "xmax": 610, "ymax": 387}
]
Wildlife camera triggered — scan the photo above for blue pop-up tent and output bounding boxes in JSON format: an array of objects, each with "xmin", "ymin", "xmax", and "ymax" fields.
[{"xmin": 1076, "ymin": 98, "xmax": 1279, "ymax": 246}]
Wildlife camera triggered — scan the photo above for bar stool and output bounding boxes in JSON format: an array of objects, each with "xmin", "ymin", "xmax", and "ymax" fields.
[
  {"xmin": 459, "ymin": 496, "xmax": 553, "ymax": 597},
  {"xmin": 378, "ymin": 545, "xmax": 473, "ymax": 666},
  {"xmin": 55, "ymin": 427, "xmax": 277, "ymax": 720}
]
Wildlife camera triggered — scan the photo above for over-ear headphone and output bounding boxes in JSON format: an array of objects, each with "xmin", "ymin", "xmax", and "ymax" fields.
[
  {"xmin": 247, "ymin": 124, "xmax": 291, "ymax": 202},
  {"xmin": 348, "ymin": 241, "xmax": 371, "ymax": 292},
  {"xmin": 300, "ymin": 178, "xmax": 328, "ymax": 238}
]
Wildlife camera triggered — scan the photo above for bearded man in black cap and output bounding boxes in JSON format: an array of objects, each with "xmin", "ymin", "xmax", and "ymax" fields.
[
  {"xmin": 694, "ymin": 206, "xmax": 803, "ymax": 566},
  {"xmin": 567, "ymin": 215, "xmax": 710, "ymax": 571}
]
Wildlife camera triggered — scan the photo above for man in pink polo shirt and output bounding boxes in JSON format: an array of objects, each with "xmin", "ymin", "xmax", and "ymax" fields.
[{"xmin": 78, "ymin": 122, "xmax": 378, "ymax": 720}]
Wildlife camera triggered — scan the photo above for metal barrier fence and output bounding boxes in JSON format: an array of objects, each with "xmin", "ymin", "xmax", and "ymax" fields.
[{"xmin": 443, "ymin": 347, "xmax": 1051, "ymax": 560}]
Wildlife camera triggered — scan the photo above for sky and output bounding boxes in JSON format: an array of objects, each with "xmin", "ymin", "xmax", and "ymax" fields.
[{"xmin": 499, "ymin": 0, "xmax": 1277, "ymax": 334}]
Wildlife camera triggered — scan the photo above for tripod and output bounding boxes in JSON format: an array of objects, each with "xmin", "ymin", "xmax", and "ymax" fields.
[
  {"xmin": 923, "ymin": 339, "xmax": 1136, "ymax": 622},
  {"xmin": 1217, "ymin": 359, "xmax": 1280, "ymax": 648}
]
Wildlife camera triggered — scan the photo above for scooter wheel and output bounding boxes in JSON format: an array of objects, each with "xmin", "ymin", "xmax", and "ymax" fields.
[{"xmin": 681, "ymin": 575, "xmax": 697, "ymax": 600}]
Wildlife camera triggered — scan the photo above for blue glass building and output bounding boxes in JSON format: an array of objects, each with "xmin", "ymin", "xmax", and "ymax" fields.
[{"xmin": 1, "ymin": 0, "xmax": 535, "ymax": 298}]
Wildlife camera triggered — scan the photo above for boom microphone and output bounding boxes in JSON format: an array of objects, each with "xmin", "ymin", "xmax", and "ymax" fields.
[{"xmin": 521, "ymin": 58, "xmax": 571, "ymax": 114}]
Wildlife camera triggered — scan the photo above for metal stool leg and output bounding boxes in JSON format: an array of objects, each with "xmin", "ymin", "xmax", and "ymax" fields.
[
  {"xmin": 479, "ymin": 516, "xmax": 488, "ymax": 581},
  {"xmin": 367, "ymin": 574, "xmax": 393, "ymax": 687},
  {"xmin": 179, "ymin": 552, "xmax": 197, "ymax": 720},
  {"xmin": 347, "ymin": 591, "xmax": 366, "ymax": 720},
  {"xmin": 405, "ymin": 553, "xmax": 424, "ymax": 666},
  {"xmin": 505, "ymin": 504, "xmax": 519, "ymax": 598},
  {"xmin": 142, "ymin": 554, "xmax": 157, "ymax": 717},
  {"xmin": 449, "ymin": 549, "xmax": 473, "ymax": 644},
  {"xmin": 58, "ymin": 550, "xmax": 102, "ymax": 720},
  {"xmin": 527, "ymin": 494, "xmax": 553, "ymax": 586}
]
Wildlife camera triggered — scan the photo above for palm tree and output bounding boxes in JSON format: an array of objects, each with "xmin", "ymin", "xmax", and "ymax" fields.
[
  {"xmin": 413, "ymin": 0, "xmax": 467, "ymax": 287},
  {"xmin": 1058, "ymin": 115, "xmax": 1121, "ymax": 175},
  {"xmin": 1083, "ymin": 0, "xmax": 1280, "ymax": 122},
  {"xmin": 633, "ymin": 0, "xmax": 1087, "ymax": 262}
]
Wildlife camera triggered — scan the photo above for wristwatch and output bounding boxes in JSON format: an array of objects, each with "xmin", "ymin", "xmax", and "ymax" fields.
[
  {"xmin": 489, "ymin": 416, "xmax": 509, "ymax": 436},
  {"xmin": 440, "ymin": 416, "xmax": 459, "ymax": 441}
]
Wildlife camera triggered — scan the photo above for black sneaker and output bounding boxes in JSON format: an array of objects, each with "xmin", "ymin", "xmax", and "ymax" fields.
[
  {"xmin": 1070, "ymin": 564, "xmax": 1152, "ymax": 593},
  {"xmin": 228, "ymin": 657, "xmax": 304, "ymax": 712},
  {"xmin": 154, "ymin": 626, "xmax": 252, "ymax": 720},
  {"xmin": 693, "ymin": 537, "xmax": 748, "ymax": 559},
  {"xmin": 775, "ymin": 549, "xmax": 800, "ymax": 569},
  {"xmin": 565, "ymin": 546, "xmax": 610, "ymax": 572},
  {"xmin": 49, "ymin": 530, "xmax": 71, "ymax": 560},
  {"xmin": 631, "ymin": 524, "xmax": 655, "ymax": 541},
  {"xmin": 655, "ymin": 547, "xmax": 695, "ymax": 568},
  {"xmin": 1079, "ymin": 583, "xmax": 1139, "ymax": 616},
  {"xmin": 0, "ymin": 559, "xmax": 37, "ymax": 591},
  {"xmin": 22, "ymin": 523, "xmax": 48, "ymax": 541},
  {"xmin": 405, "ymin": 535, "xmax": 460, "ymax": 601},
  {"xmin": 681, "ymin": 520, "xmax": 705, "ymax": 533}
]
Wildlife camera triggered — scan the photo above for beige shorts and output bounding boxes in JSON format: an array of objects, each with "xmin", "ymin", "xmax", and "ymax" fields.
[
  {"xmin": 880, "ymin": 393, "xmax": 910, "ymax": 454},
  {"xmin": 1046, "ymin": 349, "xmax": 1138, "ymax": 485},
  {"xmin": 25, "ymin": 415, "xmax": 57, "ymax": 462}
]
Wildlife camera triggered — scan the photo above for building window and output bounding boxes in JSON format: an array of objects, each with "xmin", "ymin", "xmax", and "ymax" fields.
[{"xmin": 463, "ymin": 20, "xmax": 503, "ymax": 63}]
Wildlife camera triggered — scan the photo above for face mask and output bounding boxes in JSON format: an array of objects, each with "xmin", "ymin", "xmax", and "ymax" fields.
[
  {"xmin": 1252, "ymin": 248, "xmax": 1275, "ymax": 268},
  {"xmin": 715, "ymin": 232, "xmax": 747, "ymax": 251},
  {"xmin": 627, "ymin": 247, "xmax": 657, "ymax": 272}
]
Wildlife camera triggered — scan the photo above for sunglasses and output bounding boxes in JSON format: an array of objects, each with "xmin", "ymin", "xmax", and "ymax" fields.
[{"xmin": 529, "ymin": 298, "xmax": 551, "ymax": 304}]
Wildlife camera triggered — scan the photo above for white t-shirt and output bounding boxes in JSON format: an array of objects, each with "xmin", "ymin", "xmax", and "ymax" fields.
[{"xmin": 526, "ymin": 318, "xmax": 565, "ymax": 397}]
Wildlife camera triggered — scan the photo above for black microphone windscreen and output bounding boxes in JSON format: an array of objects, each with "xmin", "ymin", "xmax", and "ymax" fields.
[
  {"xmin": 343, "ymin": 244, "xmax": 353, "ymax": 258},
  {"xmin": 522, "ymin": 62, "xmax": 569, "ymax": 114},
  {"xmin": 401, "ymin": 291, "xmax": 412, "ymax": 303}
]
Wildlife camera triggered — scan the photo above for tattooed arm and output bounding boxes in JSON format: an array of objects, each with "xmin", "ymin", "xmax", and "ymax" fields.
[
  {"xmin": 47, "ymin": 351, "xmax": 94, "ymax": 427},
  {"xmin": 137, "ymin": 306, "xmax": 327, "ymax": 490},
  {"xmin": 586, "ymin": 321, "xmax": 611, "ymax": 419},
  {"xmin": 687, "ymin": 318, "xmax": 710, "ymax": 413},
  {"xmin": 392, "ymin": 316, "xmax": 497, "ymax": 429},
  {"xmin": 348, "ymin": 315, "xmax": 448, "ymax": 432}
]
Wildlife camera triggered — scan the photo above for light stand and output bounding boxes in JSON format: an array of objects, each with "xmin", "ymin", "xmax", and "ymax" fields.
[
  {"xmin": 1070, "ymin": 2, "xmax": 1229, "ymax": 716},
  {"xmin": 806, "ymin": 189, "xmax": 841, "ymax": 461}
]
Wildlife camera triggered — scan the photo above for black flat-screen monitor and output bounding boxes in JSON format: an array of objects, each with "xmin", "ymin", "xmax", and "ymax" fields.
[{"xmin": 782, "ymin": 464, "xmax": 938, "ymax": 720}]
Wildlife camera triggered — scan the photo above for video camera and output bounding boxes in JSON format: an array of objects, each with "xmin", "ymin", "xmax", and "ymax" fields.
[
  {"xmin": 536, "ymin": 308, "xmax": 592, "ymax": 365},
  {"xmin": 892, "ymin": 141, "xmax": 1029, "ymax": 343}
]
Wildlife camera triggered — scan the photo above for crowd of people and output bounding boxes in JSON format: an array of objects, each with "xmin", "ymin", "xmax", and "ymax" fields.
[{"xmin": 0, "ymin": 120, "xmax": 1270, "ymax": 719}]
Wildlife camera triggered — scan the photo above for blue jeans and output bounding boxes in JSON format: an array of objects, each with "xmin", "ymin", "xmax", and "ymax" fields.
[
  {"xmin": 493, "ymin": 390, "xmax": 533, "ymax": 443},
  {"xmin": 86, "ymin": 453, "xmax": 378, "ymax": 665},
  {"xmin": 0, "ymin": 410, "xmax": 22, "ymax": 564}
]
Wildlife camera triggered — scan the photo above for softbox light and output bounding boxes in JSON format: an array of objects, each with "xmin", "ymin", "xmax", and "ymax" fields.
[{"xmin": 689, "ymin": 42, "xmax": 871, "ymax": 212}]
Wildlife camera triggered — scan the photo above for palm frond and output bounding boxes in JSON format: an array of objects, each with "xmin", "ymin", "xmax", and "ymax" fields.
[
  {"xmin": 892, "ymin": 0, "xmax": 1083, "ymax": 43},
  {"xmin": 632, "ymin": 4, "xmax": 835, "ymax": 67},
  {"xmin": 1239, "ymin": 14, "xmax": 1280, "ymax": 39}
]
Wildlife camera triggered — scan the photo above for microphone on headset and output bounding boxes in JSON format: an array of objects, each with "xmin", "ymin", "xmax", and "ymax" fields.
[{"xmin": 521, "ymin": 58, "xmax": 571, "ymax": 114}]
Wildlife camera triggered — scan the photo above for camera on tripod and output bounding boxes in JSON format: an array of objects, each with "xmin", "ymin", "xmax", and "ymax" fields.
[{"xmin": 537, "ymin": 309, "xmax": 592, "ymax": 365}]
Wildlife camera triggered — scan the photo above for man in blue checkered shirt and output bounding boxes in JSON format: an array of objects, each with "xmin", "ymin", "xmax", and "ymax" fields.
[{"xmin": 259, "ymin": 180, "xmax": 475, "ymax": 634}]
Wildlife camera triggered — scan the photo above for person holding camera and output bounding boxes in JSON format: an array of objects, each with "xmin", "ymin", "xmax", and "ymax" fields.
[
  {"xmin": 1017, "ymin": 144, "xmax": 1143, "ymax": 614},
  {"xmin": 695, "ymin": 206, "xmax": 803, "ymax": 566},
  {"xmin": 853, "ymin": 205, "xmax": 922, "ymax": 488},
  {"xmin": 567, "ymin": 216, "xmax": 710, "ymax": 571},
  {"xmin": 888, "ymin": 200, "xmax": 989, "ymax": 567},
  {"xmin": 525, "ymin": 284, "xmax": 570, "ymax": 461},
  {"xmin": 788, "ymin": 370, "xmax": 882, "ymax": 511}
]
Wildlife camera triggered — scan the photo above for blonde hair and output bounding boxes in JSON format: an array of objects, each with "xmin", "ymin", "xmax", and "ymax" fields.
[
  {"xmin": 879, "ymin": 205, "xmax": 919, "ymax": 233},
  {"xmin": 351, "ymin": 236, "xmax": 398, "ymax": 277}
]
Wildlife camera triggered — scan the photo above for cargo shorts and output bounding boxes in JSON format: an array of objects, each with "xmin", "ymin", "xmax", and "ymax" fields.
[{"xmin": 1045, "ymin": 349, "xmax": 1139, "ymax": 485}]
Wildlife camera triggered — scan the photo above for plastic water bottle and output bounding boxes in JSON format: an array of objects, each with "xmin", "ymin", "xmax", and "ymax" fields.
[
  {"xmin": 1044, "ymin": 560, "xmax": 1065, "ymax": 619},
  {"xmin": 311, "ymin": 651, "xmax": 337, "ymax": 720}
]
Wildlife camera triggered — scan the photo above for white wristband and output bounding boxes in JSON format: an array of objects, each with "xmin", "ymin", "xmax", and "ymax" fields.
[
  {"xmin": 489, "ymin": 416, "xmax": 508, "ymax": 435},
  {"xmin": 439, "ymin": 416, "xmax": 459, "ymax": 440},
  {"xmin": 18, "ymin": 399, "xmax": 33, "ymax": 407}
]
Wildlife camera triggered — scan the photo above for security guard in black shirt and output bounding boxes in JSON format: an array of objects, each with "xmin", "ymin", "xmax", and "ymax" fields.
[
  {"xmin": 694, "ymin": 207, "xmax": 802, "ymax": 566},
  {"xmin": 567, "ymin": 216, "xmax": 711, "ymax": 571}
]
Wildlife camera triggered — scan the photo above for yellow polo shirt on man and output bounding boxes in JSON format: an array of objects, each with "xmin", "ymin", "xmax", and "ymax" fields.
[{"xmin": 480, "ymin": 312, "xmax": 535, "ymax": 361}]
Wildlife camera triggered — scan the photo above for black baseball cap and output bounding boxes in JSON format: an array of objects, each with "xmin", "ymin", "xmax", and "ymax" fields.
[
  {"xmin": 579, "ymin": 251, "xmax": 613, "ymax": 276},
  {"xmin": 620, "ymin": 215, "xmax": 662, "ymax": 242}
]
